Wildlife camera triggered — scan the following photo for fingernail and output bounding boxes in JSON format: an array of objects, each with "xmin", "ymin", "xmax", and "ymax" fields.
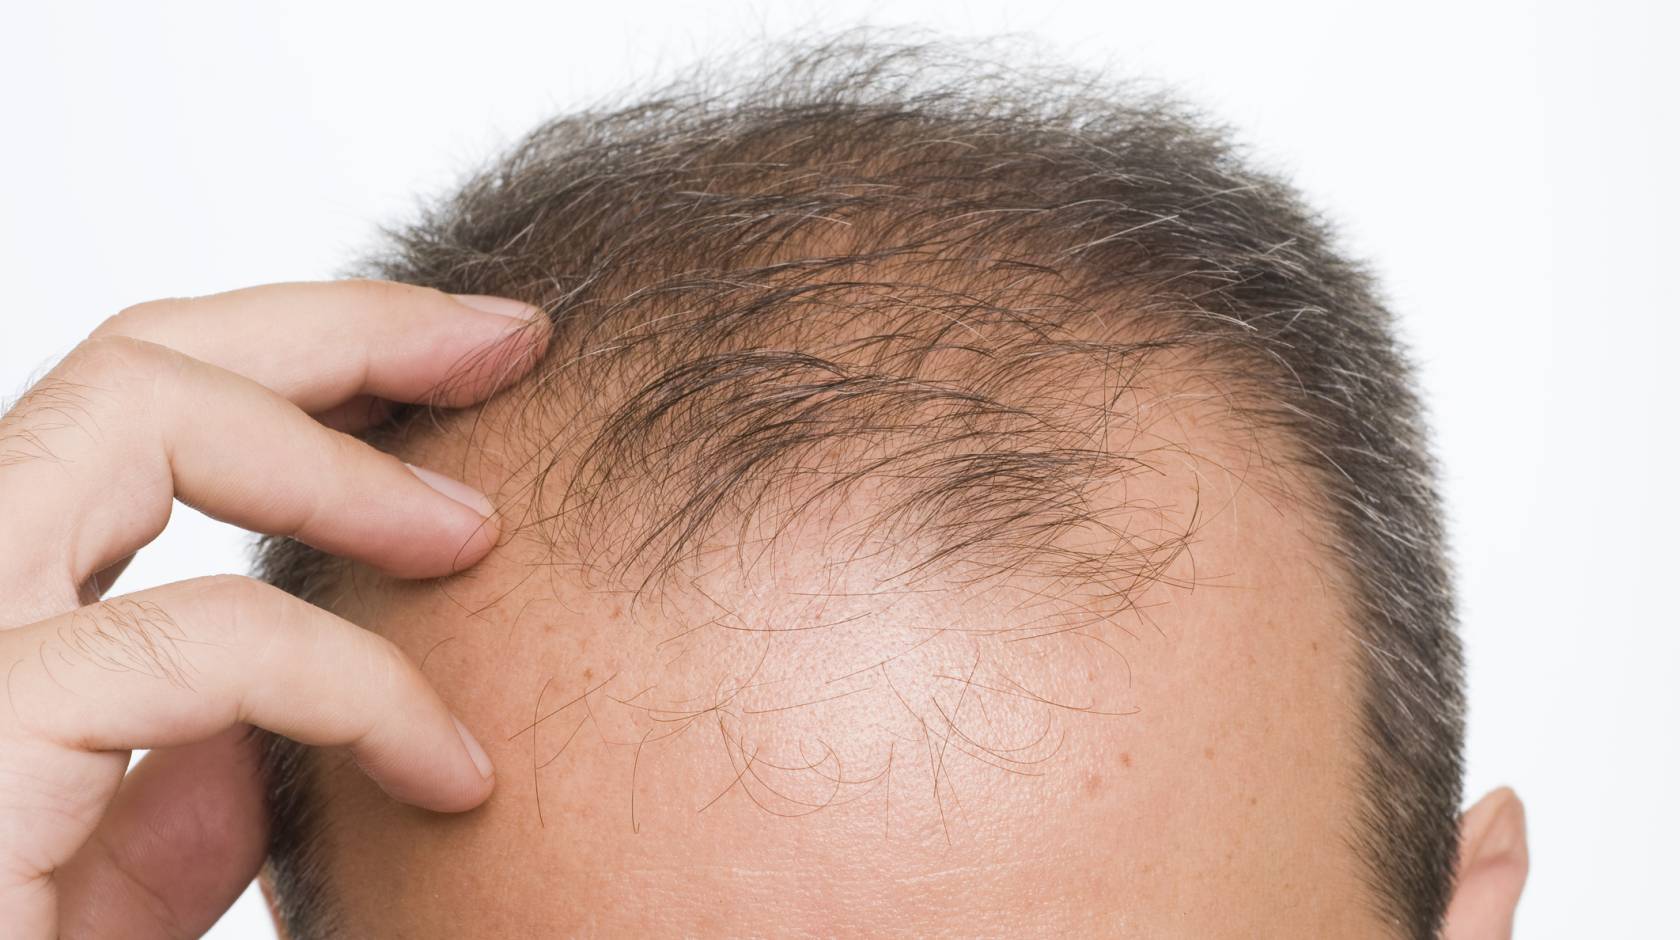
[
  {"xmin": 453, "ymin": 715, "xmax": 496, "ymax": 780},
  {"xmin": 451, "ymin": 293, "xmax": 543, "ymax": 321},
  {"xmin": 406, "ymin": 463, "xmax": 496, "ymax": 520}
]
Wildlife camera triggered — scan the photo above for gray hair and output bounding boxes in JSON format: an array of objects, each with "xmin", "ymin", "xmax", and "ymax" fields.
[{"xmin": 259, "ymin": 36, "xmax": 1463, "ymax": 938}]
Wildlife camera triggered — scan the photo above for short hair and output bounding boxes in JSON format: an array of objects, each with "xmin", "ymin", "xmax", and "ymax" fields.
[{"xmin": 257, "ymin": 37, "xmax": 1463, "ymax": 939}]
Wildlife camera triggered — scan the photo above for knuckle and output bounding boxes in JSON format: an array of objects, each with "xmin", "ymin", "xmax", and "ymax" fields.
[
  {"xmin": 181, "ymin": 575, "xmax": 300, "ymax": 670},
  {"xmin": 191, "ymin": 573, "xmax": 274, "ymax": 618},
  {"xmin": 0, "ymin": 336, "xmax": 179, "ymax": 485},
  {"xmin": 93, "ymin": 292, "xmax": 205, "ymax": 343},
  {"xmin": 64, "ymin": 334, "xmax": 173, "ymax": 389},
  {"xmin": 354, "ymin": 632, "xmax": 429, "ymax": 717},
  {"xmin": 190, "ymin": 575, "xmax": 367, "ymax": 666},
  {"xmin": 61, "ymin": 337, "xmax": 198, "ymax": 430},
  {"xmin": 178, "ymin": 575, "xmax": 270, "ymax": 638},
  {"xmin": 0, "ymin": 338, "xmax": 172, "ymax": 474},
  {"xmin": 362, "ymin": 630, "xmax": 417, "ymax": 686},
  {"xmin": 91, "ymin": 300, "xmax": 166, "ymax": 339}
]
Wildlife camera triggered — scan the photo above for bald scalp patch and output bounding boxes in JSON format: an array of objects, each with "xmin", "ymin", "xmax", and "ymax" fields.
[
  {"xmin": 502, "ymin": 555, "xmax": 1158, "ymax": 839},
  {"xmin": 488, "ymin": 462, "xmax": 1199, "ymax": 839},
  {"xmin": 258, "ymin": 37, "xmax": 1463, "ymax": 939},
  {"xmin": 428, "ymin": 287, "xmax": 1237, "ymax": 837}
]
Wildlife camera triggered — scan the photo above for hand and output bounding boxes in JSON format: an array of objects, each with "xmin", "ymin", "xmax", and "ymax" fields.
[{"xmin": 0, "ymin": 281, "xmax": 550, "ymax": 938}]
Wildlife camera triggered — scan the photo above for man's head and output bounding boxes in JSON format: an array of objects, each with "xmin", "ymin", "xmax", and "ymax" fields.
[{"xmin": 257, "ymin": 40, "xmax": 1525, "ymax": 938}]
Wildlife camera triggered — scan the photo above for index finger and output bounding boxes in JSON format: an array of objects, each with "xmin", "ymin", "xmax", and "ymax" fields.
[{"xmin": 93, "ymin": 279, "xmax": 550, "ymax": 413}]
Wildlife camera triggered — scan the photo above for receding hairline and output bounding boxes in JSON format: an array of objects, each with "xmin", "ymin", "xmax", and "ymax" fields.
[{"xmin": 257, "ymin": 35, "xmax": 1462, "ymax": 940}]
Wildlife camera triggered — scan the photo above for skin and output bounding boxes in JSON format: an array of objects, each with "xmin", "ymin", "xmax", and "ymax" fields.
[
  {"xmin": 0, "ymin": 281, "xmax": 550, "ymax": 938},
  {"xmin": 0, "ymin": 280, "xmax": 1526, "ymax": 939},
  {"xmin": 297, "ymin": 350, "xmax": 1388, "ymax": 937}
]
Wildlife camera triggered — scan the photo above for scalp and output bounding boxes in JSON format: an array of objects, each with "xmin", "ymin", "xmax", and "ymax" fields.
[{"xmin": 258, "ymin": 37, "xmax": 1462, "ymax": 939}]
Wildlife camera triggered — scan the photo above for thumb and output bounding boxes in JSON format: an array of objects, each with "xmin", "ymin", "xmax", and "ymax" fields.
[{"xmin": 56, "ymin": 726, "xmax": 270, "ymax": 939}]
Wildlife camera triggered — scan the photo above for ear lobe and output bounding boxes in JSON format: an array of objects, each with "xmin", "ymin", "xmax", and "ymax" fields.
[{"xmin": 1442, "ymin": 787, "xmax": 1529, "ymax": 940}]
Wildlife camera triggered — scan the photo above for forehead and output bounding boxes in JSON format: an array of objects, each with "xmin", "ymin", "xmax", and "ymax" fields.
[{"xmin": 295, "ymin": 409, "xmax": 1387, "ymax": 938}]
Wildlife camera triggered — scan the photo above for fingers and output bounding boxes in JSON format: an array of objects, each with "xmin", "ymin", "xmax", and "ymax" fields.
[
  {"xmin": 1, "ymin": 576, "xmax": 495, "ymax": 812},
  {"xmin": 54, "ymin": 728, "xmax": 268, "ymax": 940},
  {"xmin": 0, "ymin": 279, "xmax": 550, "ymax": 609},
  {"xmin": 93, "ymin": 280, "xmax": 548, "ymax": 412},
  {"xmin": 0, "ymin": 280, "xmax": 530, "ymax": 937},
  {"xmin": 0, "ymin": 337, "xmax": 500, "ymax": 602}
]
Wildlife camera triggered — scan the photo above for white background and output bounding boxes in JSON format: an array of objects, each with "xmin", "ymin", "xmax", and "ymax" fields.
[{"xmin": 2, "ymin": 2, "xmax": 1674, "ymax": 936}]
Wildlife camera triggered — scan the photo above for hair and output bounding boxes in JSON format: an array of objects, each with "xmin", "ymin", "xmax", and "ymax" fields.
[{"xmin": 256, "ymin": 36, "xmax": 1464, "ymax": 939}]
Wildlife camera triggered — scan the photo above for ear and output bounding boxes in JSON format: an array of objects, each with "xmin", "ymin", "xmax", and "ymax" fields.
[{"xmin": 1442, "ymin": 787, "xmax": 1529, "ymax": 939}]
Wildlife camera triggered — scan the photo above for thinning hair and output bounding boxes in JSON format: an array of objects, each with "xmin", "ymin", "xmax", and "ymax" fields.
[{"xmin": 257, "ymin": 38, "xmax": 1463, "ymax": 939}]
